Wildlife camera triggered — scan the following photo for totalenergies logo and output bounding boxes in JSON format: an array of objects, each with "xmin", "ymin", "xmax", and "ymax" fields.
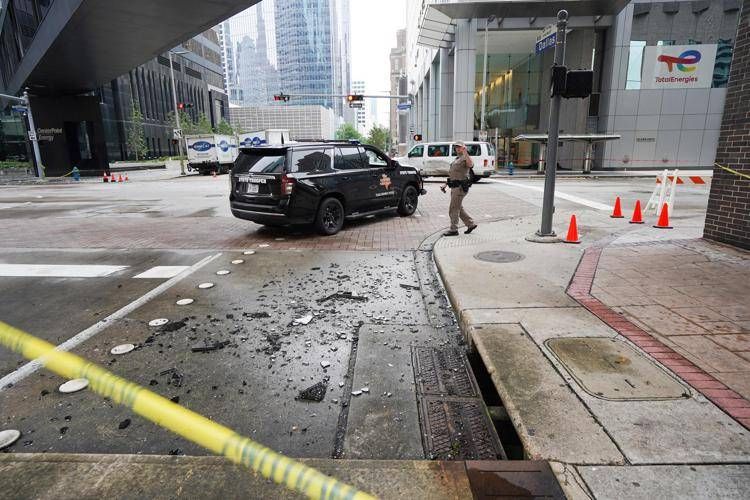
[{"xmin": 657, "ymin": 50, "xmax": 701, "ymax": 72}]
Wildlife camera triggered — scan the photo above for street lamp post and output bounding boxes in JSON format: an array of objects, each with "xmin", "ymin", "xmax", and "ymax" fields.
[{"xmin": 168, "ymin": 50, "xmax": 189, "ymax": 176}]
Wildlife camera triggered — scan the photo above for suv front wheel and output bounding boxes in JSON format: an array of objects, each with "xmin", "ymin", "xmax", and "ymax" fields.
[
  {"xmin": 397, "ymin": 185, "xmax": 419, "ymax": 216},
  {"xmin": 315, "ymin": 197, "xmax": 345, "ymax": 236}
]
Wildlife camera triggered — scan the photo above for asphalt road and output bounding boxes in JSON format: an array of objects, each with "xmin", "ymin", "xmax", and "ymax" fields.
[{"xmin": 0, "ymin": 171, "xmax": 711, "ymax": 459}]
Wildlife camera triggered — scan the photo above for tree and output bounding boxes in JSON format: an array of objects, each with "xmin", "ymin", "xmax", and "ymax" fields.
[
  {"xmin": 366, "ymin": 124, "xmax": 391, "ymax": 152},
  {"xmin": 167, "ymin": 109, "xmax": 196, "ymax": 135},
  {"xmin": 126, "ymin": 101, "xmax": 148, "ymax": 161},
  {"xmin": 193, "ymin": 114, "xmax": 213, "ymax": 134},
  {"xmin": 335, "ymin": 123, "xmax": 363, "ymax": 142},
  {"xmin": 214, "ymin": 119, "xmax": 234, "ymax": 135}
]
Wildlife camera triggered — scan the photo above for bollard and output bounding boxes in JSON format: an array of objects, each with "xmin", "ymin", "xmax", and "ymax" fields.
[
  {"xmin": 507, "ymin": 161, "xmax": 514, "ymax": 176},
  {"xmin": 72, "ymin": 166, "xmax": 80, "ymax": 181}
]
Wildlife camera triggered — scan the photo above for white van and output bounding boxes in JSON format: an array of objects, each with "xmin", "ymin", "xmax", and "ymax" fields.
[
  {"xmin": 396, "ymin": 141, "xmax": 496, "ymax": 182},
  {"xmin": 185, "ymin": 134, "xmax": 238, "ymax": 175}
]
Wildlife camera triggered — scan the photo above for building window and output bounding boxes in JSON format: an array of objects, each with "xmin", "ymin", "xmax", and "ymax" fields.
[
  {"xmin": 713, "ymin": 39, "xmax": 733, "ymax": 88},
  {"xmin": 625, "ymin": 41, "xmax": 646, "ymax": 89}
]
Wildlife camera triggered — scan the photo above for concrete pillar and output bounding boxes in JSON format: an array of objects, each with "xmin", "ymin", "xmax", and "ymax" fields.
[
  {"xmin": 428, "ymin": 59, "xmax": 439, "ymax": 141},
  {"xmin": 439, "ymin": 47, "xmax": 454, "ymax": 140},
  {"xmin": 421, "ymin": 76, "xmax": 429, "ymax": 138},
  {"xmin": 453, "ymin": 19, "xmax": 477, "ymax": 141}
]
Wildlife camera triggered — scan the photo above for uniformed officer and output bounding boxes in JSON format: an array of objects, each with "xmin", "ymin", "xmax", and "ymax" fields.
[{"xmin": 444, "ymin": 141, "xmax": 477, "ymax": 236}]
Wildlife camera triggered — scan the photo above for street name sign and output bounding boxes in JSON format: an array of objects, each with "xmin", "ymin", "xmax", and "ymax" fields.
[{"xmin": 535, "ymin": 24, "xmax": 556, "ymax": 54}]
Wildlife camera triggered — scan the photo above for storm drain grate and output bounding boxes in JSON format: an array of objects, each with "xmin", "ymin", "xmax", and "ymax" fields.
[
  {"xmin": 413, "ymin": 347, "xmax": 478, "ymax": 397},
  {"xmin": 419, "ymin": 396, "xmax": 505, "ymax": 460}
]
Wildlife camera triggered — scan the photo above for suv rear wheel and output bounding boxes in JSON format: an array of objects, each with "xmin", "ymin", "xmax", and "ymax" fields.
[
  {"xmin": 397, "ymin": 185, "xmax": 419, "ymax": 216},
  {"xmin": 315, "ymin": 197, "xmax": 345, "ymax": 236}
]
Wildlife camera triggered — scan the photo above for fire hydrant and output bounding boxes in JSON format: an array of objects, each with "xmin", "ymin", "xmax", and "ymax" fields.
[
  {"xmin": 72, "ymin": 166, "xmax": 80, "ymax": 181},
  {"xmin": 507, "ymin": 161, "xmax": 514, "ymax": 176}
]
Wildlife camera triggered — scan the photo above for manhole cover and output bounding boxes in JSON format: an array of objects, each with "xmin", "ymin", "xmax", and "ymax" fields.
[
  {"xmin": 413, "ymin": 347, "xmax": 478, "ymax": 397},
  {"xmin": 546, "ymin": 337, "xmax": 690, "ymax": 401},
  {"xmin": 419, "ymin": 396, "xmax": 505, "ymax": 460},
  {"xmin": 474, "ymin": 251, "xmax": 524, "ymax": 263}
]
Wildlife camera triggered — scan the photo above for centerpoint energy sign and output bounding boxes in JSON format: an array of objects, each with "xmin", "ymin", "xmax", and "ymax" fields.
[{"xmin": 641, "ymin": 44, "xmax": 717, "ymax": 89}]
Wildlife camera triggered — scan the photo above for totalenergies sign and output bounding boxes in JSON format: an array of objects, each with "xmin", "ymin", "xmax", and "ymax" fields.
[{"xmin": 641, "ymin": 44, "xmax": 717, "ymax": 89}]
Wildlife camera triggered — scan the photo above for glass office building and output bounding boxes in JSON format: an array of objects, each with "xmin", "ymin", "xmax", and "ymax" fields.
[{"xmin": 406, "ymin": 0, "xmax": 741, "ymax": 170}]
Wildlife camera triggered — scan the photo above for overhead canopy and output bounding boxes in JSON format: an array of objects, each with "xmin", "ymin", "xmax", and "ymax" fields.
[
  {"xmin": 513, "ymin": 133, "xmax": 621, "ymax": 143},
  {"xmin": 431, "ymin": 0, "xmax": 630, "ymax": 19},
  {"xmin": 3, "ymin": 0, "xmax": 260, "ymax": 95},
  {"xmin": 418, "ymin": 6, "xmax": 455, "ymax": 48}
]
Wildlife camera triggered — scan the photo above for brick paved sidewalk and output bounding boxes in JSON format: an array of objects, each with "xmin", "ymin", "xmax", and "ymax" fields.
[{"xmin": 592, "ymin": 239, "xmax": 750, "ymax": 401}]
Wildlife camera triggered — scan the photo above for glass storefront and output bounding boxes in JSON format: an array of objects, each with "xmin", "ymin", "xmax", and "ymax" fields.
[{"xmin": 475, "ymin": 49, "xmax": 543, "ymax": 167}]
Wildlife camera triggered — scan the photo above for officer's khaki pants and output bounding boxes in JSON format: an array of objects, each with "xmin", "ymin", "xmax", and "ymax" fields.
[{"xmin": 449, "ymin": 187, "xmax": 474, "ymax": 231}]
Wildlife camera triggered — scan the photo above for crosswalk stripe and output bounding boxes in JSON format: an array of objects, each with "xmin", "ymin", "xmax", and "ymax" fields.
[
  {"xmin": 133, "ymin": 266, "xmax": 190, "ymax": 279},
  {"xmin": 0, "ymin": 264, "xmax": 128, "ymax": 278}
]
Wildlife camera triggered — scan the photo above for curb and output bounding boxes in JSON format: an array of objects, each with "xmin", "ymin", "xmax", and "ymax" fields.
[{"xmin": 567, "ymin": 246, "xmax": 750, "ymax": 430}]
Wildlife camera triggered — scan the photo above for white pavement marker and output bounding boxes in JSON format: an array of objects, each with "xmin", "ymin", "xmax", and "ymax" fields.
[
  {"xmin": 133, "ymin": 266, "xmax": 190, "ymax": 279},
  {"xmin": 0, "ymin": 253, "xmax": 222, "ymax": 391},
  {"xmin": 488, "ymin": 179, "xmax": 613, "ymax": 211},
  {"xmin": 0, "ymin": 264, "xmax": 128, "ymax": 278}
]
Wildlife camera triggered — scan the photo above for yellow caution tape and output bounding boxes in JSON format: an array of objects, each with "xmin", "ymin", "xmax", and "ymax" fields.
[
  {"xmin": 714, "ymin": 162, "xmax": 750, "ymax": 181},
  {"xmin": 0, "ymin": 321, "xmax": 376, "ymax": 500}
]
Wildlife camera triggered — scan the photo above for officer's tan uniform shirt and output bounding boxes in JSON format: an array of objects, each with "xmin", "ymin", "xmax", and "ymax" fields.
[{"xmin": 449, "ymin": 155, "xmax": 470, "ymax": 180}]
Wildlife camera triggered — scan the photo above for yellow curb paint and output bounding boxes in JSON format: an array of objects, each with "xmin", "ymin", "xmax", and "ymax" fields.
[{"xmin": 0, "ymin": 321, "xmax": 375, "ymax": 500}]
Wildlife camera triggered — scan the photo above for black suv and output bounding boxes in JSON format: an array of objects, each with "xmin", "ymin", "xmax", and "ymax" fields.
[{"xmin": 229, "ymin": 142, "xmax": 425, "ymax": 235}]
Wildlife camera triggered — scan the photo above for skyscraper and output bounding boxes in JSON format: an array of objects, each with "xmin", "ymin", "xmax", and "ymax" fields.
[{"xmin": 220, "ymin": 0, "xmax": 350, "ymax": 122}]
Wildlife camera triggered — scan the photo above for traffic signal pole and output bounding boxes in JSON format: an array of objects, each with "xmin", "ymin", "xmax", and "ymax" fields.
[
  {"xmin": 168, "ymin": 51, "xmax": 186, "ymax": 176},
  {"xmin": 534, "ymin": 10, "xmax": 568, "ymax": 240}
]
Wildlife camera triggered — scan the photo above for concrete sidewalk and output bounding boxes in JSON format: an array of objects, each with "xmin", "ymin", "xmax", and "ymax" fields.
[{"xmin": 433, "ymin": 210, "xmax": 750, "ymax": 499}]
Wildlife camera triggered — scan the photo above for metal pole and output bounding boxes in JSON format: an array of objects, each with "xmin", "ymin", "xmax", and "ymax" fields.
[
  {"xmin": 23, "ymin": 90, "xmax": 44, "ymax": 178},
  {"xmin": 537, "ymin": 10, "xmax": 568, "ymax": 238},
  {"xmin": 168, "ymin": 51, "xmax": 186, "ymax": 176},
  {"xmin": 480, "ymin": 19, "xmax": 489, "ymax": 134}
]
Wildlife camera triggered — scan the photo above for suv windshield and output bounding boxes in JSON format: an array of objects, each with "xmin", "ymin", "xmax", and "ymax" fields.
[{"xmin": 235, "ymin": 149, "xmax": 286, "ymax": 173}]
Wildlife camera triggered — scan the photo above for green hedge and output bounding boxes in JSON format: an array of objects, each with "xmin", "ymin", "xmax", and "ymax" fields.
[{"xmin": 0, "ymin": 161, "xmax": 32, "ymax": 170}]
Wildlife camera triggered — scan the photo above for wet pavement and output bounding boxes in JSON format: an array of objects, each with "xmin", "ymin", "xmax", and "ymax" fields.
[{"xmin": 0, "ymin": 249, "xmax": 465, "ymax": 459}]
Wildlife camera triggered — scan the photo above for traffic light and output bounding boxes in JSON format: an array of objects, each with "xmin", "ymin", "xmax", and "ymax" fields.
[
  {"xmin": 274, "ymin": 93, "xmax": 290, "ymax": 102},
  {"xmin": 563, "ymin": 70, "xmax": 593, "ymax": 99},
  {"xmin": 413, "ymin": 134, "xmax": 423, "ymax": 142},
  {"xmin": 177, "ymin": 102, "xmax": 194, "ymax": 110},
  {"xmin": 347, "ymin": 94, "xmax": 364, "ymax": 102}
]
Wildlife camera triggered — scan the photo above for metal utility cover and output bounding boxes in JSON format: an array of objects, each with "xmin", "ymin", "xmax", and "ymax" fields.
[
  {"xmin": 546, "ymin": 337, "xmax": 689, "ymax": 401},
  {"xmin": 474, "ymin": 251, "xmax": 524, "ymax": 263}
]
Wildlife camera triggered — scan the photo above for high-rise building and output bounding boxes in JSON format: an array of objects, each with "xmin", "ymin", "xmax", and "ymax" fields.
[
  {"xmin": 351, "ymin": 80, "xmax": 367, "ymax": 133},
  {"xmin": 220, "ymin": 0, "xmax": 351, "ymax": 123},
  {"xmin": 390, "ymin": 29, "xmax": 406, "ymax": 149}
]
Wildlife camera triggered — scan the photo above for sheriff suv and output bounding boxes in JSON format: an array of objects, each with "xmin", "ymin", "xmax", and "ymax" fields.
[{"xmin": 229, "ymin": 142, "xmax": 425, "ymax": 235}]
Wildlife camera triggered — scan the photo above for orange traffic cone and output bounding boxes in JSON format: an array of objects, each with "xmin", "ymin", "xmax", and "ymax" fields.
[
  {"xmin": 629, "ymin": 200, "xmax": 644, "ymax": 224},
  {"xmin": 102, "ymin": 172, "xmax": 109, "ymax": 183},
  {"xmin": 564, "ymin": 215, "xmax": 581, "ymax": 244},
  {"xmin": 124, "ymin": 175, "xmax": 129, "ymax": 182},
  {"xmin": 610, "ymin": 197, "xmax": 624, "ymax": 218},
  {"xmin": 117, "ymin": 174, "xmax": 123, "ymax": 183},
  {"xmin": 654, "ymin": 203, "xmax": 673, "ymax": 229}
]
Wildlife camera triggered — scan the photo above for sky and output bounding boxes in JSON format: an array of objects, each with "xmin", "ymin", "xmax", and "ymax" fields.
[{"xmin": 349, "ymin": 0, "xmax": 407, "ymax": 127}]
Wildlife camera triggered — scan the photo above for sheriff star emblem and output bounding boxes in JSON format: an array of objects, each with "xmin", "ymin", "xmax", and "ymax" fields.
[{"xmin": 380, "ymin": 174, "xmax": 392, "ymax": 189}]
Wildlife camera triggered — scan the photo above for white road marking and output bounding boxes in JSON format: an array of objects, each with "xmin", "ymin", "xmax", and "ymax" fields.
[
  {"xmin": 133, "ymin": 266, "xmax": 190, "ymax": 279},
  {"xmin": 0, "ymin": 202, "xmax": 31, "ymax": 210},
  {"xmin": 0, "ymin": 264, "xmax": 128, "ymax": 278},
  {"xmin": 487, "ymin": 179, "xmax": 613, "ymax": 211},
  {"xmin": 0, "ymin": 253, "xmax": 222, "ymax": 391}
]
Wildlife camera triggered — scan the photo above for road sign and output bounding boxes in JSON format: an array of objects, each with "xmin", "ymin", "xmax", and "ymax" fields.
[
  {"xmin": 535, "ymin": 24, "xmax": 556, "ymax": 54},
  {"xmin": 28, "ymin": 130, "xmax": 37, "ymax": 141},
  {"xmin": 11, "ymin": 105, "xmax": 27, "ymax": 113},
  {"xmin": 349, "ymin": 102, "xmax": 363, "ymax": 109},
  {"xmin": 396, "ymin": 103, "xmax": 411, "ymax": 111},
  {"xmin": 173, "ymin": 128, "xmax": 182, "ymax": 140}
]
